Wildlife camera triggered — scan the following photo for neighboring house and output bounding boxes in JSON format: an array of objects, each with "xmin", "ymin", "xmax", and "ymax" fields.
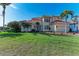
[
  {"xmin": 20, "ymin": 20, "xmax": 32, "ymax": 32},
  {"xmin": 40, "ymin": 16, "xmax": 69, "ymax": 32},
  {"xmin": 69, "ymin": 20, "xmax": 78, "ymax": 32},
  {"xmin": 21, "ymin": 16, "xmax": 70, "ymax": 32},
  {"xmin": 31, "ymin": 18, "xmax": 42, "ymax": 31},
  {"xmin": 52, "ymin": 20, "xmax": 69, "ymax": 32}
]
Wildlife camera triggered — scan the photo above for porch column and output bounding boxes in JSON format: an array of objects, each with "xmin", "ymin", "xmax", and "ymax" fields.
[
  {"xmin": 77, "ymin": 22, "xmax": 79, "ymax": 32},
  {"xmin": 42, "ymin": 18, "xmax": 44, "ymax": 31},
  {"xmin": 54, "ymin": 25, "xmax": 56, "ymax": 32}
]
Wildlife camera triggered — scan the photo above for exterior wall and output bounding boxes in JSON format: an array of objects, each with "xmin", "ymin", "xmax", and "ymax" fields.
[
  {"xmin": 31, "ymin": 17, "xmax": 69, "ymax": 32},
  {"xmin": 41, "ymin": 17, "xmax": 50, "ymax": 31},
  {"xmin": 50, "ymin": 24, "xmax": 55, "ymax": 32},
  {"xmin": 21, "ymin": 16, "xmax": 70, "ymax": 32},
  {"xmin": 52, "ymin": 16, "xmax": 62, "ymax": 21},
  {"xmin": 41, "ymin": 16, "xmax": 68, "ymax": 32},
  {"xmin": 77, "ymin": 23, "xmax": 79, "ymax": 32},
  {"xmin": 54, "ymin": 22, "xmax": 69, "ymax": 32},
  {"xmin": 21, "ymin": 26, "xmax": 31, "ymax": 32},
  {"xmin": 31, "ymin": 21, "xmax": 42, "ymax": 31},
  {"xmin": 31, "ymin": 18, "xmax": 42, "ymax": 31}
]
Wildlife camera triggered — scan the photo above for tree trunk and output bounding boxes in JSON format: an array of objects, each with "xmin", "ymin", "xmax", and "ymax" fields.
[{"xmin": 2, "ymin": 5, "xmax": 6, "ymax": 31}]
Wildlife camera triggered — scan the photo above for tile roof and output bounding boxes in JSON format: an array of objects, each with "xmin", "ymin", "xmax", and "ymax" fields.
[{"xmin": 31, "ymin": 18, "xmax": 42, "ymax": 22}]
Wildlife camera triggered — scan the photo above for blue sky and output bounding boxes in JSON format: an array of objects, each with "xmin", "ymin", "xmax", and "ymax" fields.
[{"xmin": 0, "ymin": 3, "xmax": 79, "ymax": 26}]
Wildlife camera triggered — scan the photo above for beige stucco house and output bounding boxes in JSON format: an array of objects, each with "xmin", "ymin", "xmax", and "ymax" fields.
[{"xmin": 21, "ymin": 16, "xmax": 70, "ymax": 32}]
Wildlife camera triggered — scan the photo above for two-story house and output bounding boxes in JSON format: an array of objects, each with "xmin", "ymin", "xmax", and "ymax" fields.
[{"xmin": 21, "ymin": 16, "xmax": 70, "ymax": 32}]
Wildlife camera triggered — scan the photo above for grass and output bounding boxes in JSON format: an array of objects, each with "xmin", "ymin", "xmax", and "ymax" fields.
[{"xmin": 0, "ymin": 32, "xmax": 79, "ymax": 56}]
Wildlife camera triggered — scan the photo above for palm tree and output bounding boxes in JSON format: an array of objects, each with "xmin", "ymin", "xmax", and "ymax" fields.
[
  {"xmin": 60, "ymin": 10, "xmax": 74, "ymax": 33},
  {"xmin": 0, "ymin": 3, "xmax": 11, "ymax": 31},
  {"xmin": 35, "ymin": 22, "xmax": 40, "ymax": 32}
]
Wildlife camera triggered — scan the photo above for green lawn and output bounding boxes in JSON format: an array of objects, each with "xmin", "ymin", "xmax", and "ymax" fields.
[{"xmin": 0, "ymin": 32, "xmax": 79, "ymax": 56}]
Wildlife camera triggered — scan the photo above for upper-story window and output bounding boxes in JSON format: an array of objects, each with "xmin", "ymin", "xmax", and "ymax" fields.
[{"xmin": 44, "ymin": 18, "xmax": 50, "ymax": 22}]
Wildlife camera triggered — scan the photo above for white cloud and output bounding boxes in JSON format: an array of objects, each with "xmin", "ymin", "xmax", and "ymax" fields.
[
  {"xmin": 0, "ymin": 16, "xmax": 3, "ymax": 26},
  {"xmin": 0, "ymin": 6, "xmax": 3, "ymax": 11},
  {"xmin": 0, "ymin": 6, "xmax": 3, "ymax": 16},
  {"xmin": 0, "ymin": 6, "xmax": 3, "ymax": 26},
  {"xmin": 10, "ymin": 4, "xmax": 18, "ymax": 9},
  {"xmin": 0, "ymin": 4, "xmax": 18, "ymax": 26}
]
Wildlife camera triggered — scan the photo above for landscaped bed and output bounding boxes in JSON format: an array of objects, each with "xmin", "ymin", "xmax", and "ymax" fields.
[{"xmin": 0, "ymin": 32, "xmax": 79, "ymax": 56}]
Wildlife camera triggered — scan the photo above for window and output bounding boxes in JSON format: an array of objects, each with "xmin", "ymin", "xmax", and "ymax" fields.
[
  {"xmin": 44, "ymin": 18, "xmax": 49, "ymax": 22},
  {"xmin": 44, "ymin": 25, "xmax": 49, "ymax": 30}
]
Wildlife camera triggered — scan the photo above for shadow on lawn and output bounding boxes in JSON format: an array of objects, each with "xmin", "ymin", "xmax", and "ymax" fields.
[
  {"xmin": 39, "ymin": 32, "xmax": 52, "ymax": 36},
  {"xmin": 31, "ymin": 32, "xmax": 51, "ymax": 36},
  {"xmin": 31, "ymin": 32, "xmax": 72, "ymax": 37},
  {"xmin": 0, "ymin": 33, "xmax": 23, "ymax": 38}
]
